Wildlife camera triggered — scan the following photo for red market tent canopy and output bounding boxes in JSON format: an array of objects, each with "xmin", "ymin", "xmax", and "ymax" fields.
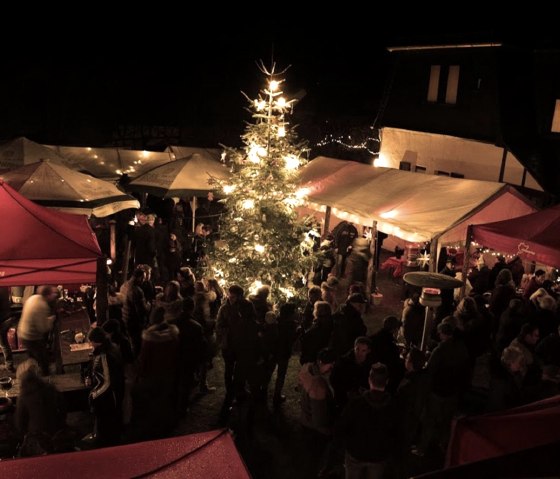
[
  {"xmin": 0, "ymin": 429, "xmax": 250, "ymax": 479},
  {"xmin": 470, "ymin": 204, "xmax": 560, "ymax": 267},
  {"xmin": 0, "ymin": 180, "xmax": 102, "ymax": 286},
  {"xmin": 446, "ymin": 396, "xmax": 560, "ymax": 468}
]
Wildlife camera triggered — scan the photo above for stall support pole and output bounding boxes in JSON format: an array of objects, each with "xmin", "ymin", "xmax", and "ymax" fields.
[
  {"xmin": 96, "ymin": 256, "xmax": 108, "ymax": 326},
  {"xmin": 366, "ymin": 220, "xmax": 378, "ymax": 296}
]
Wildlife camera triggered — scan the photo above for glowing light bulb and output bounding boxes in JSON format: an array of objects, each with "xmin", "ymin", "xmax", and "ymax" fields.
[
  {"xmin": 269, "ymin": 80, "xmax": 279, "ymax": 91},
  {"xmin": 277, "ymin": 126, "xmax": 286, "ymax": 137},
  {"xmin": 284, "ymin": 155, "xmax": 300, "ymax": 170},
  {"xmin": 254, "ymin": 244, "xmax": 265, "ymax": 253},
  {"xmin": 242, "ymin": 199, "xmax": 255, "ymax": 209},
  {"xmin": 223, "ymin": 184, "xmax": 236, "ymax": 194}
]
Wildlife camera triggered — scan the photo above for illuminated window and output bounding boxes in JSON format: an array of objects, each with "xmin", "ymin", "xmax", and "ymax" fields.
[
  {"xmin": 552, "ymin": 99, "xmax": 560, "ymax": 133},
  {"xmin": 427, "ymin": 65, "xmax": 441, "ymax": 102},
  {"xmin": 445, "ymin": 65, "xmax": 460, "ymax": 104}
]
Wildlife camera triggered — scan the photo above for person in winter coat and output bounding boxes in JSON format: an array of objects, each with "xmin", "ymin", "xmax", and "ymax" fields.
[
  {"xmin": 336, "ymin": 362, "xmax": 398, "ymax": 478},
  {"xmin": 87, "ymin": 327, "xmax": 125, "ymax": 447},
  {"xmin": 16, "ymin": 358, "xmax": 66, "ymax": 456}
]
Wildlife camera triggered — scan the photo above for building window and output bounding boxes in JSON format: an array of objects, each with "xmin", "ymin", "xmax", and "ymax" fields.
[
  {"xmin": 415, "ymin": 165, "xmax": 427, "ymax": 173},
  {"xmin": 399, "ymin": 161, "xmax": 411, "ymax": 171},
  {"xmin": 445, "ymin": 65, "xmax": 460, "ymax": 104},
  {"xmin": 450, "ymin": 172, "xmax": 464, "ymax": 178},
  {"xmin": 552, "ymin": 99, "xmax": 560, "ymax": 133},
  {"xmin": 435, "ymin": 170, "xmax": 450, "ymax": 176},
  {"xmin": 427, "ymin": 65, "xmax": 441, "ymax": 102}
]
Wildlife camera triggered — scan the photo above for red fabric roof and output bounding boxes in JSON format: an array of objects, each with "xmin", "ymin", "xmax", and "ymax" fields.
[
  {"xmin": 446, "ymin": 396, "xmax": 560, "ymax": 467},
  {"xmin": 0, "ymin": 180, "xmax": 101, "ymax": 286},
  {"xmin": 0, "ymin": 429, "xmax": 250, "ymax": 479},
  {"xmin": 471, "ymin": 204, "xmax": 560, "ymax": 268}
]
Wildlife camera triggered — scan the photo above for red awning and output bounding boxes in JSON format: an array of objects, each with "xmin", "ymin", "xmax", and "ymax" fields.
[
  {"xmin": 0, "ymin": 180, "xmax": 101, "ymax": 286},
  {"xmin": 0, "ymin": 429, "xmax": 250, "ymax": 479},
  {"xmin": 471, "ymin": 204, "xmax": 560, "ymax": 267}
]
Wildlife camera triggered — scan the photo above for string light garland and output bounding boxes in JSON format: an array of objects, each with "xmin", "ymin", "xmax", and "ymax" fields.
[
  {"xmin": 210, "ymin": 62, "xmax": 318, "ymax": 302},
  {"xmin": 315, "ymin": 126, "xmax": 380, "ymax": 156}
]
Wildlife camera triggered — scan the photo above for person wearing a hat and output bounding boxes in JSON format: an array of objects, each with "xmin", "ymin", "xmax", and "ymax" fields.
[
  {"xmin": 329, "ymin": 294, "xmax": 367, "ymax": 358},
  {"xmin": 87, "ymin": 327, "xmax": 124, "ymax": 447}
]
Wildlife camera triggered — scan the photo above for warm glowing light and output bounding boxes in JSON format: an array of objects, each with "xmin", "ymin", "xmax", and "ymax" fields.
[
  {"xmin": 269, "ymin": 80, "xmax": 279, "ymax": 91},
  {"xmin": 249, "ymin": 280, "xmax": 264, "ymax": 295},
  {"xmin": 142, "ymin": 150, "xmax": 149, "ymax": 158},
  {"xmin": 254, "ymin": 244, "xmax": 265, "ymax": 253},
  {"xmin": 254, "ymin": 99, "xmax": 266, "ymax": 111},
  {"xmin": 242, "ymin": 199, "xmax": 255, "ymax": 209},
  {"xmin": 116, "ymin": 169, "xmax": 122, "ymax": 175},
  {"xmin": 296, "ymin": 187, "xmax": 310, "ymax": 198},
  {"xmin": 380, "ymin": 210, "xmax": 398, "ymax": 219},
  {"xmin": 223, "ymin": 184, "xmax": 236, "ymax": 194},
  {"xmin": 373, "ymin": 153, "xmax": 390, "ymax": 168},
  {"xmin": 276, "ymin": 97, "xmax": 287, "ymax": 108},
  {"xmin": 279, "ymin": 287, "xmax": 295, "ymax": 299},
  {"xmin": 277, "ymin": 126, "xmax": 286, "ymax": 137},
  {"xmin": 284, "ymin": 155, "xmax": 300, "ymax": 170}
]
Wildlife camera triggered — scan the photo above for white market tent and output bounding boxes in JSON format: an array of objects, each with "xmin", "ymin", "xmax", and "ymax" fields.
[{"xmin": 299, "ymin": 157, "xmax": 537, "ymax": 249}]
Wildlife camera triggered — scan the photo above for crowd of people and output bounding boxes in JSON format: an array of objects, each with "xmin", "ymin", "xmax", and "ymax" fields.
[{"xmin": 1, "ymin": 215, "xmax": 560, "ymax": 478}]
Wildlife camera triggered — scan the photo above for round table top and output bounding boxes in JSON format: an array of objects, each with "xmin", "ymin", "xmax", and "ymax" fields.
[{"xmin": 403, "ymin": 272, "xmax": 463, "ymax": 289}]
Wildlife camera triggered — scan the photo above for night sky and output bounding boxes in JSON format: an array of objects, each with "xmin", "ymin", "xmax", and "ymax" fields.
[{"xmin": 0, "ymin": 22, "xmax": 555, "ymax": 151}]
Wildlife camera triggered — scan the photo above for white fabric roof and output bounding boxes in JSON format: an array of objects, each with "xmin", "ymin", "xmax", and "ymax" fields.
[{"xmin": 299, "ymin": 156, "xmax": 537, "ymax": 243}]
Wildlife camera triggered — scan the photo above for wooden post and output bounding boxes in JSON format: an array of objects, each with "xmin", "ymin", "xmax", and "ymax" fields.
[
  {"xmin": 429, "ymin": 237, "xmax": 439, "ymax": 272},
  {"xmin": 460, "ymin": 225, "xmax": 473, "ymax": 298},
  {"xmin": 109, "ymin": 220, "xmax": 116, "ymax": 263},
  {"xmin": 122, "ymin": 239, "xmax": 131, "ymax": 285},
  {"xmin": 322, "ymin": 206, "xmax": 332, "ymax": 239},
  {"xmin": 191, "ymin": 196, "xmax": 197, "ymax": 233},
  {"xmin": 96, "ymin": 256, "xmax": 108, "ymax": 326},
  {"xmin": 366, "ymin": 220, "xmax": 378, "ymax": 296}
]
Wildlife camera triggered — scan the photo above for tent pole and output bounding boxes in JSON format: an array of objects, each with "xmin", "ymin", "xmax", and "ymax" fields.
[
  {"xmin": 366, "ymin": 220, "xmax": 378, "ymax": 296},
  {"xmin": 191, "ymin": 196, "xmax": 197, "ymax": 233},
  {"xmin": 420, "ymin": 306, "xmax": 433, "ymax": 351},
  {"xmin": 109, "ymin": 220, "xmax": 116, "ymax": 263},
  {"xmin": 429, "ymin": 237, "xmax": 439, "ymax": 272},
  {"xmin": 122, "ymin": 239, "xmax": 131, "ymax": 285},
  {"xmin": 96, "ymin": 256, "xmax": 108, "ymax": 326},
  {"xmin": 322, "ymin": 206, "xmax": 332, "ymax": 239},
  {"xmin": 460, "ymin": 225, "xmax": 474, "ymax": 299}
]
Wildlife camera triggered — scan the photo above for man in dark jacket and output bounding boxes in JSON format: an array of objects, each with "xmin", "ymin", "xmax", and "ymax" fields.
[
  {"xmin": 336, "ymin": 362, "xmax": 397, "ymax": 478},
  {"xmin": 216, "ymin": 285, "xmax": 259, "ymax": 413},
  {"xmin": 330, "ymin": 294, "xmax": 367, "ymax": 358},
  {"xmin": 330, "ymin": 336, "xmax": 372, "ymax": 410}
]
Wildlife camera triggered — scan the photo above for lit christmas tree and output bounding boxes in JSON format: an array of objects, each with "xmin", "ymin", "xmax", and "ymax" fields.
[{"xmin": 211, "ymin": 63, "xmax": 319, "ymax": 302}]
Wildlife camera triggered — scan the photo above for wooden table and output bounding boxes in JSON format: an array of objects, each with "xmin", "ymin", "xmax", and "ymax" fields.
[
  {"xmin": 55, "ymin": 308, "xmax": 93, "ymax": 372},
  {"xmin": 6, "ymin": 372, "xmax": 85, "ymax": 399}
]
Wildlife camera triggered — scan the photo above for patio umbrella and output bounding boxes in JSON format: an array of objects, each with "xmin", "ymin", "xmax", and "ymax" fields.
[
  {"xmin": 0, "ymin": 160, "xmax": 140, "ymax": 217},
  {"xmin": 127, "ymin": 153, "xmax": 231, "ymax": 198},
  {"xmin": 0, "ymin": 137, "xmax": 72, "ymax": 169}
]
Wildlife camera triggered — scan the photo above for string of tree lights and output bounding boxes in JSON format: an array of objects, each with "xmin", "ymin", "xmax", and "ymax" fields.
[{"xmin": 210, "ymin": 62, "xmax": 319, "ymax": 303}]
